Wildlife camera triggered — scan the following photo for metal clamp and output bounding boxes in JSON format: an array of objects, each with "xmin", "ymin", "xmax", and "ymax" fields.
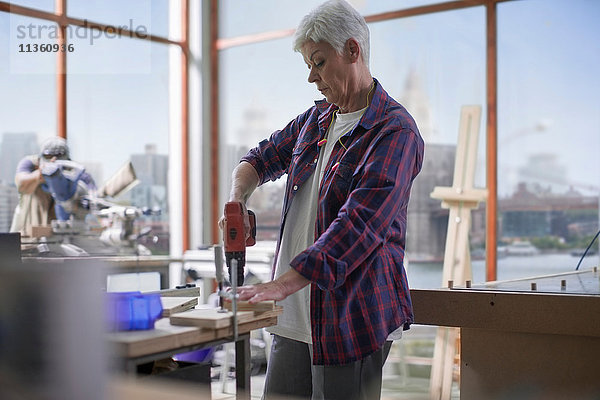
[{"xmin": 214, "ymin": 245, "xmax": 239, "ymax": 340}]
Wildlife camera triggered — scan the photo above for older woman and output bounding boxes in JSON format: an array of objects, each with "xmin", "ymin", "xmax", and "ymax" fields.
[{"xmin": 226, "ymin": 1, "xmax": 424, "ymax": 399}]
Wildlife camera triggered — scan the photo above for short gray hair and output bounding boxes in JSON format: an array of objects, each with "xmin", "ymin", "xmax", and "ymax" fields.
[{"xmin": 293, "ymin": 0, "xmax": 370, "ymax": 66}]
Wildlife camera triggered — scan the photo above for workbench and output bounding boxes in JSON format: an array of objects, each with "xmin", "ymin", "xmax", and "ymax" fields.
[
  {"xmin": 108, "ymin": 304, "xmax": 282, "ymax": 400},
  {"xmin": 411, "ymin": 268, "xmax": 600, "ymax": 399}
]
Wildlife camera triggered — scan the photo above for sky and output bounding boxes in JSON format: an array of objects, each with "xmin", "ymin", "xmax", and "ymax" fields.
[{"xmin": 1, "ymin": 0, "xmax": 599, "ymax": 197}]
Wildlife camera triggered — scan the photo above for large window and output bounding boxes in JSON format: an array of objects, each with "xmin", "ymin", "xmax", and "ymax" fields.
[
  {"xmin": 215, "ymin": 0, "xmax": 600, "ymax": 288},
  {"xmin": 0, "ymin": 1, "xmax": 179, "ymax": 256},
  {"xmin": 369, "ymin": 8, "xmax": 486, "ymax": 280},
  {"xmin": 219, "ymin": 36, "xmax": 318, "ymax": 240},
  {"xmin": 497, "ymin": 0, "xmax": 600, "ymax": 277},
  {"xmin": 3, "ymin": 0, "xmax": 598, "ymax": 277},
  {"xmin": 219, "ymin": 1, "xmax": 322, "ymax": 38},
  {"xmin": 68, "ymin": 38, "xmax": 170, "ymax": 253},
  {"xmin": 0, "ymin": 13, "xmax": 56, "ymax": 231},
  {"xmin": 67, "ymin": 0, "xmax": 168, "ymax": 38}
]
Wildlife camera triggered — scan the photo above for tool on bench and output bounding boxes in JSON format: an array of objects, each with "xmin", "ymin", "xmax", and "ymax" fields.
[
  {"xmin": 223, "ymin": 201, "xmax": 256, "ymax": 286},
  {"xmin": 222, "ymin": 202, "xmax": 256, "ymax": 340},
  {"xmin": 215, "ymin": 244, "xmax": 239, "ymax": 338},
  {"xmin": 214, "ymin": 244, "xmax": 226, "ymax": 312}
]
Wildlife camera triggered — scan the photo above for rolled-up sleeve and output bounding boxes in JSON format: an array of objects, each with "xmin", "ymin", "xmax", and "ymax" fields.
[{"xmin": 241, "ymin": 108, "xmax": 314, "ymax": 185}]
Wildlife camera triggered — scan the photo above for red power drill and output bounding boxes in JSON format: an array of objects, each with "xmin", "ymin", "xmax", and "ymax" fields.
[{"xmin": 223, "ymin": 201, "xmax": 256, "ymax": 286}]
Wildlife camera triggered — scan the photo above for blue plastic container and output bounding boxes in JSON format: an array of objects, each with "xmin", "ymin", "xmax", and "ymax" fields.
[{"xmin": 106, "ymin": 292, "xmax": 163, "ymax": 331}]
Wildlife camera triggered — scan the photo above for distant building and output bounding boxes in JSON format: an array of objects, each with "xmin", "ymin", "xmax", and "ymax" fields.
[
  {"xmin": 0, "ymin": 183, "xmax": 18, "ymax": 232},
  {"xmin": 406, "ymin": 144, "xmax": 456, "ymax": 261},
  {"xmin": 130, "ymin": 144, "xmax": 168, "ymax": 187},
  {"xmin": 0, "ymin": 132, "xmax": 38, "ymax": 184},
  {"xmin": 500, "ymin": 182, "xmax": 599, "ymax": 240},
  {"xmin": 401, "ymin": 67, "xmax": 438, "ymax": 144},
  {"xmin": 130, "ymin": 144, "xmax": 169, "ymax": 221},
  {"xmin": 400, "ymin": 68, "xmax": 458, "ymax": 261},
  {"xmin": 517, "ymin": 153, "xmax": 569, "ymax": 194}
]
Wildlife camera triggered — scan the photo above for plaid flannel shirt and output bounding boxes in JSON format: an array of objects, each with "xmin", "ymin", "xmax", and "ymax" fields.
[{"xmin": 241, "ymin": 79, "xmax": 424, "ymax": 365}]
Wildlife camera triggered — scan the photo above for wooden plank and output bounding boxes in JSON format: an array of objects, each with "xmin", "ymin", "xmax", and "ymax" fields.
[
  {"xmin": 215, "ymin": 316, "xmax": 279, "ymax": 337},
  {"xmin": 223, "ymin": 300, "xmax": 275, "ymax": 312},
  {"xmin": 161, "ymin": 297, "xmax": 198, "ymax": 317},
  {"xmin": 146, "ymin": 286, "xmax": 200, "ymax": 297},
  {"xmin": 411, "ymin": 288, "xmax": 600, "ymax": 337},
  {"xmin": 170, "ymin": 309, "xmax": 255, "ymax": 329},
  {"xmin": 470, "ymin": 268, "xmax": 600, "ymax": 295}
]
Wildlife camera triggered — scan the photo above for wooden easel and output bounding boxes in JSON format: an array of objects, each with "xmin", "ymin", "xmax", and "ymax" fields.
[{"xmin": 428, "ymin": 105, "xmax": 487, "ymax": 399}]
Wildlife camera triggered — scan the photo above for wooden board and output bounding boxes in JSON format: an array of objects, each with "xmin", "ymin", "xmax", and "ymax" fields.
[
  {"xmin": 170, "ymin": 309, "xmax": 255, "ymax": 329},
  {"xmin": 146, "ymin": 286, "xmax": 200, "ymax": 297},
  {"xmin": 213, "ymin": 306, "xmax": 282, "ymax": 336},
  {"xmin": 108, "ymin": 318, "xmax": 217, "ymax": 358},
  {"xmin": 215, "ymin": 316, "xmax": 279, "ymax": 337},
  {"xmin": 109, "ymin": 306, "xmax": 283, "ymax": 359},
  {"xmin": 161, "ymin": 297, "xmax": 198, "ymax": 317},
  {"xmin": 223, "ymin": 300, "xmax": 275, "ymax": 312},
  {"xmin": 466, "ymin": 268, "xmax": 600, "ymax": 295}
]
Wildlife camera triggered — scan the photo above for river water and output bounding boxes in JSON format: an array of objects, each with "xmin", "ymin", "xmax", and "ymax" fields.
[{"xmin": 405, "ymin": 251, "xmax": 600, "ymax": 289}]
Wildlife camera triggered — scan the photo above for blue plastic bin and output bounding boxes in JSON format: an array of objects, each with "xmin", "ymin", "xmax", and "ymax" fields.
[{"xmin": 106, "ymin": 291, "xmax": 163, "ymax": 331}]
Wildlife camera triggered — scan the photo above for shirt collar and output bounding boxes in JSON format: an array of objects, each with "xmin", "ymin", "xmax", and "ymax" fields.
[
  {"xmin": 360, "ymin": 78, "xmax": 387, "ymax": 129},
  {"xmin": 313, "ymin": 78, "xmax": 388, "ymax": 134}
]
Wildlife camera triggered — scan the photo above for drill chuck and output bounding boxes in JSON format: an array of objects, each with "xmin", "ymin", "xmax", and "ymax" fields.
[{"xmin": 225, "ymin": 251, "xmax": 246, "ymax": 286}]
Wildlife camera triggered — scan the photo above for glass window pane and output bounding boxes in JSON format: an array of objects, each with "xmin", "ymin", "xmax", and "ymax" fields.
[
  {"xmin": 361, "ymin": 0, "xmax": 457, "ymax": 15},
  {"xmin": 220, "ymin": 37, "xmax": 316, "ymax": 241},
  {"xmin": 219, "ymin": 0, "xmax": 468, "ymax": 39},
  {"xmin": 498, "ymin": 0, "xmax": 600, "ymax": 277},
  {"xmin": 370, "ymin": 8, "xmax": 487, "ymax": 287},
  {"xmin": 219, "ymin": 0, "xmax": 323, "ymax": 38},
  {"xmin": 67, "ymin": 0, "xmax": 169, "ymax": 39},
  {"xmin": 0, "ymin": 13, "xmax": 56, "ymax": 232},
  {"xmin": 219, "ymin": 7, "xmax": 487, "ymax": 290},
  {"xmin": 7, "ymin": 14, "xmax": 58, "ymax": 74},
  {"xmin": 68, "ymin": 40, "xmax": 171, "ymax": 254},
  {"xmin": 67, "ymin": 24, "xmax": 152, "ymax": 74},
  {"xmin": 7, "ymin": 0, "xmax": 54, "ymax": 12}
]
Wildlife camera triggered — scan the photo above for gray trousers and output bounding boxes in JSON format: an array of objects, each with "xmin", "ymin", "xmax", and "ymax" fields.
[{"xmin": 262, "ymin": 334, "xmax": 393, "ymax": 400}]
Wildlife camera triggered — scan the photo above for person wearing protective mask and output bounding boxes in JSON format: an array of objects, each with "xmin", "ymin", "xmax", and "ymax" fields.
[{"xmin": 10, "ymin": 136, "xmax": 96, "ymax": 236}]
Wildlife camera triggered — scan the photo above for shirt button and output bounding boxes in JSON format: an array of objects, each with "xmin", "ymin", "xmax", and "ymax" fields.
[
  {"xmin": 314, "ymin": 158, "xmax": 318, "ymax": 163},
  {"xmin": 293, "ymin": 185, "xmax": 298, "ymax": 191}
]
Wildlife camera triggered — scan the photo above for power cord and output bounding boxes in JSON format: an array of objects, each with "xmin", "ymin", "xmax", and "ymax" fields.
[{"xmin": 575, "ymin": 229, "xmax": 600, "ymax": 271}]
